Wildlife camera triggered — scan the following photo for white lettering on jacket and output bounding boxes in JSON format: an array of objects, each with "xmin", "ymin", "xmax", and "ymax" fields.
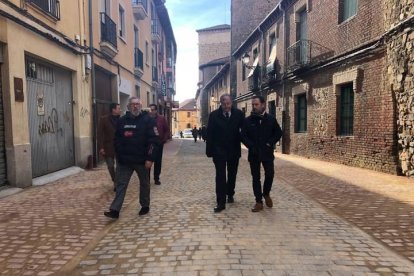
[{"xmin": 124, "ymin": 125, "xmax": 137, "ymax": 128}]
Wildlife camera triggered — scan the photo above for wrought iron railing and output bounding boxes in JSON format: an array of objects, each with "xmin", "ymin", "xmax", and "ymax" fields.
[
  {"xmin": 151, "ymin": 19, "xmax": 161, "ymax": 37},
  {"xmin": 134, "ymin": 48, "xmax": 144, "ymax": 70},
  {"xmin": 286, "ymin": 40, "xmax": 333, "ymax": 70},
  {"xmin": 248, "ymin": 66, "xmax": 260, "ymax": 92},
  {"xmin": 152, "ymin": 66, "xmax": 158, "ymax": 82},
  {"xmin": 29, "ymin": 0, "xmax": 60, "ymax": 20},
  {"xmin": 132, "ymin": 0, "xmax": 148, "ymax": 12},
  {"xmin": 167, "ymin": 57, "xmax": 173, "ymax": 68},
  {"xmin": 100, "ymin": 12, "xmax": 117, "ymax": 49}
]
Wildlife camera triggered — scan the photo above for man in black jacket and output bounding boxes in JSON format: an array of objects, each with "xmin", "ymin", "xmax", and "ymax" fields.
[
  {"xmin": 104, "ymin": 97, "xmax": 159, "ymax": 219},
  {"xmin": 206, "ymin": 94, "xmax": 245, "ymax": 213},
  {"xmin": 241, "ymin": 95, "xmax": 282, "ymax": 212}
]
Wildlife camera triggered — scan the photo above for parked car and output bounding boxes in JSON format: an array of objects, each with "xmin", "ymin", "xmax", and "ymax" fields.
[{"xmin": 182, "ymin": 128, "xmax": 193, "ymax": 138}]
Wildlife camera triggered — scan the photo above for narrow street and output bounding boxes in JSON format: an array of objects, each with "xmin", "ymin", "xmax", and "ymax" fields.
[{"xmin": 1, "ymin": 139, "xmax": 414, "ymax": 275}]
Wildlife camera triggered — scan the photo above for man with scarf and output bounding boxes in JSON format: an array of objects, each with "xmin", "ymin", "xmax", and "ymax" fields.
[{"xmin": 241, "ymin": 95, "xmax": 283, "ymax": 212}]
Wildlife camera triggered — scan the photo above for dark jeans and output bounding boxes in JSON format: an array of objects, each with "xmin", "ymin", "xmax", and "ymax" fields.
[
  {"xmin": 148, "ymin": 144, "xmax": 164, "ymax": 182},
  {"xmin": 213, "ymin": 159, "xmax": 239, "ymax": 206},
  {"xmin": 110, "ymin": 163, "xmax": 149, "ymax": 212},
  {"xmin": 249, "ymin": 160, "xmax": 274, "ymax": 203}
]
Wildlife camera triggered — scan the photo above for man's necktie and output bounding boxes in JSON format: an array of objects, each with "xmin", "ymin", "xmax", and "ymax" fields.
[{"xmin": 225, "ymin": 112, "xmax": 229, "ymax": 119}]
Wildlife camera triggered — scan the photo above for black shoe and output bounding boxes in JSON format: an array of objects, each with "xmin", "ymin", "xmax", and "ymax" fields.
[
  {"xmin": 214, "ymin": 205, "xmax": 225, "ymax": 213},
  {"xmin": 104, "ymin": 209, "xmax": 119, "ymax": 219},
  {"xmin": 227, "ymin": 196, "xmax": 234, "ymax": 203},
  {"xmin": 154, "ymin": 180, "xmax": 161, "ymax": 185},
  {"xmin": 139, "ymin": 207, "xmax": 150, "ymax": 216}
]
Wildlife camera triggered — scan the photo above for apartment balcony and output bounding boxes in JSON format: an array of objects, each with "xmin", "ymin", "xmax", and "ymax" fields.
[
  {"xmin": 151, "ymin": 19, "xmax": 162, "ymax": 44},
  {"xmin": 134, "ymin": 48, "xmax": 144, "ymax": 78},
  {"xmin": 28, "ymin": 0, "xmax": 60, "ymax": 20},
  {"xmin": 286, "ymin": 39, "xmax": 333, "ymax": 71},
  {"xmin": 100, "ymin": 12, "xmax": 118, "ymax": 58},
  {"xmin": 248, "ymin": 66, "xmax": 260, "ymax": 92},
  {"xmin": 152, "ymin": 66, "xmax": 159, "ymax": 88},
  {"xmin": 132, "ymin": 0, "xmax": 148, "ymax": 20}
]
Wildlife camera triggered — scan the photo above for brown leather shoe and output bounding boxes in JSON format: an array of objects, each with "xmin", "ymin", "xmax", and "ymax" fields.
[
  {"xmin": 251, "ymin": 202, "xmax": 263, "ymax": 212},
  {"xmin": 264, "ymin": 195, "xmax": 273, "ymax": 208}
]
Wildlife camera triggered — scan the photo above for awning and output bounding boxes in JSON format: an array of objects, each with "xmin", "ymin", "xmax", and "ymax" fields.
[
  {"xmin": 247, "ymin": 57, "xmax": 259, "ymax": 77},
  {"xmin": 266, "ymin": 45, "xmax": 277, "ymax": 74}
]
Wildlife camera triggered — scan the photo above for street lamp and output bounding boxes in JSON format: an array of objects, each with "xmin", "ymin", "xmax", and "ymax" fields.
[{"xmin": 241, "ymin": 52, "xmax": 256, "ymax": 69}]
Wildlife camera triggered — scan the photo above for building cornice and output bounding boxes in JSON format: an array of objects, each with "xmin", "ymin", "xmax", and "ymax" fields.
[{"xmin": 0, "ymin": 1, "xmax": 88, "ymax": 55}]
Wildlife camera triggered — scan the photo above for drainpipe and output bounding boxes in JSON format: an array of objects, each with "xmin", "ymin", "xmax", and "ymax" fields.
[
  {"xmin": 258, "ymin": 26, "xmax": 264, "ymax": 97},
  {"xmin": 280, "ymin": 3, "xmax": 287, "ymax": 154},
  {"xmin": 88, "ymin": 0, "xmax": 98, "ymax": 167}
]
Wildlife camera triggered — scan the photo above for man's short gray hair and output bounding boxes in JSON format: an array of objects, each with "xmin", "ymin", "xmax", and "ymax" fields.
[
  {"xmin": 219, "ymin": 93, "xmax": 231, "ymax": 103},
  {"xmin": 128, "ymin": 96, "xmax": 140, "ymax": 104}
]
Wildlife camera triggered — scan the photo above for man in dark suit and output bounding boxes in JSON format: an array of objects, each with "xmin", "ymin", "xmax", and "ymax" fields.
[
  {"xmin": 98, "ymin": 103, "xmax": 121, "ymax": 191},
  {"xmin": 241, "ymin": 95, "xmax": 283, "ymax": 212},
  {"xmin": 206, "ymin": 94, "xmax": 245, "ymax": 213}
]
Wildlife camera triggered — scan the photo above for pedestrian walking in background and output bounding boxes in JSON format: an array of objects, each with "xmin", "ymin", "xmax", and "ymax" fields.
[
  {"xmin": 198, "ymin": 127, "xmax": 202, "ymax": 141},
  {"xmin": 206, "ymin": 94, "xmax": 245, "ymax": 213},
  {"xmin": 104, "ymin": 97, "xmax": 160, "ymax": 219},
  {"xmin": 192, "ymin": 126, "xmax": 198, "ymax": 142},
  {"xmin": 180, "ymin": 130, "xmax": 183, "ymax": 138},
  {"xmin": 201, "ymin": 125, "xmax": 207, "ymax": 142},
  {"xmin": 148, "ymin": 104, "xmax": 170, "ymax": 185},
  {"xmin": 98, "ymin": 102, "xmax": 121, "ymax": 191},
  {"xmin": 241, "ymin": 95, "xmax": 282, "ymax": 212}
]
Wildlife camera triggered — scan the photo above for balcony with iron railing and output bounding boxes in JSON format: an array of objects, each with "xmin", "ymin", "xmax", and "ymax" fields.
[
  {"xmin": 248, "ymin": 66, "xmax": 261, "ymax": 92},
  {"xmin": 151, "ymin": 19, "xmax": 162, "ymax": 44},
  {"xmin": 28, "ymin": 0, "xmax": 60, "ymax": 20},
  {"xmin": 132, "ymin": 0, "xmax": 148, "ymax": 20},
  {"xmin": 134, "ymin": 48, "xmax": 144, "ymax": 78},
  {"xmin": 100, "ymin": 12, "xmax": 118, "ymax": 57},
  {"xmin": 286, "ymin": 39, "xmax": 334, "ymax": 71},
  {"xmin": 152, "ymin": 66, "xmax": 159, "ymax": 87}
]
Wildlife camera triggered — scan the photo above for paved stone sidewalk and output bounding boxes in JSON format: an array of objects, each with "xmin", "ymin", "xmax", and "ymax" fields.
[
  {"xmin": 0, "ymin": 166, "xmax": 139, "ymax": 275},
  {"xmin": 275, "ymin": 153, "xmax": 414, "ymax": 262},
  {"xmin": 67, "ymin": 140, "xmax": 414, "ymax": 275}
]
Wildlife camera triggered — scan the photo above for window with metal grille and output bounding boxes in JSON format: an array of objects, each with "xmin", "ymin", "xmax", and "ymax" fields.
[
  {"xmin": 295, "ymin": 94, "xmax": 307, "ymax": 133},
  {"xmin": 339, "ymin": 0, "xmax": 358, "ymax": 23},
  {"xmin": 25, "ymin": 59, "xmax": 54, "ymax": 84},
  {"xmin": 338, "ymin": 84, "xmax": 354, "ymax": 135},
  {"xmin": 29, "ymin": 0, "xmax": 60, "ymax": 20}
]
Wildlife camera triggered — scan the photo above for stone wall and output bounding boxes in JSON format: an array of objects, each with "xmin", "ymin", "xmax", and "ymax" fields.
[
  {"xmin": 198, "ymin": 29, "xmax": 230, "ymax": 67},
  {"xmin": 385, "ymin": 1, "xmax": 414, "ymax": 175}
]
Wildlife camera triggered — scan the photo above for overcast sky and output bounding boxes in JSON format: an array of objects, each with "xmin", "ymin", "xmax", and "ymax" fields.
[{"xmin": 165, "ymin": 0, "xmax": 231, "ymax": 103}]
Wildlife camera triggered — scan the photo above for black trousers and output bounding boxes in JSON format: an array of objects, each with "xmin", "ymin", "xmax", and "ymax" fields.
[
  {"xmin": 213, "ymin": 159, "xmax": 239, "ymax": 206},
  {"xmin": 149, "ymin": 144, "xmax": 164, "ymax": 182},
  {"xmin": 249, "ymin": 160, "xmax": 274, "ymax": 203}
]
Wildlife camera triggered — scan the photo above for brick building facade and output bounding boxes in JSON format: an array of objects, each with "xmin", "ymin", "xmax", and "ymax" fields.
[
  {"xmin": 232, "ymin": 0, "xmax": 407, "ymax": 174},
  {"xmin": 195, "ymin": 25, "xmax": 230, "ymax": 126},
  {"xmin": 230, "ymin": 0, "xmax": 281, "ymax": 98}
]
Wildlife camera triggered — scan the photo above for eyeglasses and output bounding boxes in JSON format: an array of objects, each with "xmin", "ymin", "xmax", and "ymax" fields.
[{"xmin": 130, "ymin": 103, "xmax": 140, "ymax": 106}]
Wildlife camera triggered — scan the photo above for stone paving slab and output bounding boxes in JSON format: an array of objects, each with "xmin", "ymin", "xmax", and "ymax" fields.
[
  {"xmin": 68, "ymin": 140, "xmax": 414, "ymax": 275},
  {"xmin": 0, "ymin": 167, "xmax": 139, "ymax": 275},
  {"xmin": 275, "ymin": 153, "xmax": 414, "ymax": 262}
]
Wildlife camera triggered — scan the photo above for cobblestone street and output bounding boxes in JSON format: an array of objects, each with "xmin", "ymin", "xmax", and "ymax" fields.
[{"xmin": 1, "ymin": 139, "xmax": 414, "ymax": 275}]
